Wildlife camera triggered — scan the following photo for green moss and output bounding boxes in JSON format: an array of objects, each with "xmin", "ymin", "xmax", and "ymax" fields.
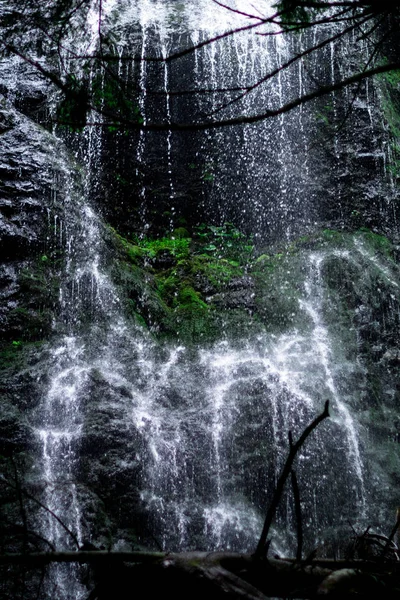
[
  {"xmin": 110, "ymin": 225, "xmax": 258, "ymax": 342},
  {"xmin": 131, "ymin": 312, "xmax": 148, "ymax": 329},
  {"xmin": 255, "ymin": 254, "xmax": 271, "ymax": 264},
  {"xmin": 113, "ymin": 232, "xmax": 144, "ymax": 262},
  {"xmin": 144, "ymin": 236, "xmax": 191, "ymax": 260},
  {"xmin": 193, "ymin": 223, "xmax": 254, "ymax": 264},
  {"xmin": 380, "ymin": 69, "xmax": 400, "ymax": 88},
  {"xmin": 0, "ymin": 344, "xmax": 23, "ymax": 370},
  {"xmin": 155, "ymin": 271, "xmax": 179, "ymax": 302},
  {"xmin": 177, "ymin": 286, "xmax": 209, "ymax": 309},
  {"xmin": 187, "ymin": 255, "xmax": 243, "ymax": 287},
  {"xmin": 377, "ymin": 69, "xmax": 400, "ymax": 178},
  {"xmin": 356, "ymin": 229, "xmax": 393, "ymax": 257},
  {"xmin": 322, "ymin": 229, "xmax": 343, "ymax": 241},
  {"xmin": 380, "ymin": 87, "xmax": 400, "ymax": 139},
  {"xmin": 168, "ymin": 305, "xmax": 212, "ymax": 343}
]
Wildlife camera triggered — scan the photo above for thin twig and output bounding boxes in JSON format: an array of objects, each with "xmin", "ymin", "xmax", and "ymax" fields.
[
  {"xmin": 211, "ymin": 0, "xmax": 266, "ymax": 22},
  {"xmin": 51, "ymin": 61, "xmax": 400, "ymax": 132},
  {"xmin": 208, "ymin": 14, "xmax": 370, "ymax": 116}
]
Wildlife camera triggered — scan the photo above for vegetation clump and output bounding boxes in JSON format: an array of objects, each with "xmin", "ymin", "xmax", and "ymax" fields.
[{"xmin": 112, "ymin": 223, "xmax": 260, "ymax": 343}]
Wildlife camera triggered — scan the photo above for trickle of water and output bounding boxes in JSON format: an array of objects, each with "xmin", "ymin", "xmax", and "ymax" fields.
[
  {"xmin": 354, "ymin": 236, "xmax": 399, "ymax": 290},
  {"xmin": 300, "ymin": 253, "xmax": 366, "ymax": 509}
]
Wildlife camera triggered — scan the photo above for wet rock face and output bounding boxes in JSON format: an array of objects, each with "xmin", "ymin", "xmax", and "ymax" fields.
[
  {"xmin": 0, "ymin": 98, "xmax": 75, "ymax": 575},
  {"xmin": 76, "ymin": 372, "xmax": 146, "ymax": 545},
  {"xmin": 0, "ymin": 99, "xmax": 73, "ymax": 344}
]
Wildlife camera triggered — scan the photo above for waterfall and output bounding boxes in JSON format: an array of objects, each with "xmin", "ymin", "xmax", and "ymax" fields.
[
  {"xmin": 34, "ymin": 183, "xmax": 130, "ymax": 598},
  {"xmin": 300, "ymin": 253, "xmax": 366, "ymax": 502},
  {"xmin": 36, "ymin": 0, "xmax": 375, "ymax": 561},
  {"xmin": 2, "ymin": 0, "xmax": 399, "ymax": 598}
]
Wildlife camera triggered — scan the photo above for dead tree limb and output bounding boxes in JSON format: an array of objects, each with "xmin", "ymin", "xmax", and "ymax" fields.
[
  {"xmin": 1, "ymin": 551, "xmax": 400, "ymax": 570},
  {"xmin": 291, "ymin": 469, "xmax": 303, "ymax": 563},
  {"xmin": 254, "ymin": 400, "xmax": 330, "ymax": 558}
]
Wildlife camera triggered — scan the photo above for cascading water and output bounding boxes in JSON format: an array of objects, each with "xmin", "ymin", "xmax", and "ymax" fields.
[
  {"xmin": 33, "ymin": 185, "xmax": 130, "ymax": 597},
  {"xmin": 2, "ymin": 1, "xmax": 400, "ymax": 598},
  {"xmin": 39, "ymin": 0, "xmax": 375, "ymax": 557}
]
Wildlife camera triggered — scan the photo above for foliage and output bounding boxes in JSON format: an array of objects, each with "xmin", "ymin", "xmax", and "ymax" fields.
[
  {"xmin": 193, "ymin": 223, "xmax": 254, "ymax": 264},
  {"xmin": 112, "ymin": 224, "xmax": 260, "ymax": 342},
  {"xmin": 135, "ymin": 235, "xmax": 191, "ymax": 261},
  {"xmin": 111, "ymin": 225, "xmax": 400, "ymax": 344}
]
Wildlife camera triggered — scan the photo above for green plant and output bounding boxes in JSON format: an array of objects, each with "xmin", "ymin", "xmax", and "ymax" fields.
[
  {"xmin": 112, "ymin": 224, "xmax": 259, "ymax": 343},
  {"xmin": 193, "ymin": 223, "xmax": 254, "ymax": 264},
  {"xmin": 136, "ymin": 236, "xmax": 191, "ymax": 261},
  {"xmin": 379, "ymin": 68, "xmax": 400, "ymax": 89}
]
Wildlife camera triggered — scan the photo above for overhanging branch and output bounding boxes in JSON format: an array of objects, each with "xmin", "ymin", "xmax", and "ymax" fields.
[{"xmin": 53, "ymin": 61, "xmax": 400, "ymax": 132}]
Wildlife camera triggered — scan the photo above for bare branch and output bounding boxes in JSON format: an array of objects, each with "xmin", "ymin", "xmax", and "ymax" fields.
[
  {"xmin": 211, "ymin": 0, "xmax": 266, "ymax": 22},
  {"xmin": 254, "ymin": 401, "xmax": 330, "ymax": 558},
  {"xmin": 53, "ymin": 60, "xmax": 400, "ymax": 132},
  {"xmin": 208, "ymin": 14, "xmax": 371, "ymax": 116},
  {"xmin": 380, "ymin": 509, "xmax": 400, "ymax": 560},
  {"xmin": 291, "ymin": 469, "xmax": 303, "ymax": 563}
]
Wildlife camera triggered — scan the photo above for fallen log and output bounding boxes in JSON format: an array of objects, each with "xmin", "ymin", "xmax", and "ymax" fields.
[{"xmin": 1, "ymin": 551, "xmax": 400, "ymax": 599}]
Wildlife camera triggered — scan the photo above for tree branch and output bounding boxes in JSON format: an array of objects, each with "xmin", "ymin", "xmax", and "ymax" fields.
[
  {"xmin": 254, "ymin": 401, "xmax": 330, "ymax": 558},
  {"xmin": 52, "ymin": 60, "xmax": 400, "ymax": 132},
  {"xmin": 291, "ymin": 469, "xmax": 303, "ymax": 563}
]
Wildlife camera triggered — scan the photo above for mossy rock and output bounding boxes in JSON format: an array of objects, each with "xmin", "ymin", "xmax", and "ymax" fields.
[
  {"xmin": 109, "ymin": 225, "xmax": 400, "ymax": 345},
  {"xmin": 176, "ymin": 286, "xmax": 208, "ymax": 309},
  {"xmin": 251, "ymin": 252, "xmax": 303, "ymax": 332},
  {"xmin": 1, "ymin": 254, "xmax": 60, "ymax": 344},
  {"xmin": 321, "ymin": 255, "xmax": 362, "ymax": 309},
  {"xmin": 0, "ymin": 343, "xmax": 26, "ymax": 373}
]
